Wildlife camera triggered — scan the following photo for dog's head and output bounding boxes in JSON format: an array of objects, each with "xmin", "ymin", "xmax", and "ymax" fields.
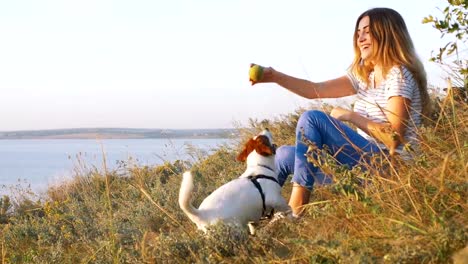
[{"xmin": 236, "ymin": 129, "xmax": 277, "ymax": 162}]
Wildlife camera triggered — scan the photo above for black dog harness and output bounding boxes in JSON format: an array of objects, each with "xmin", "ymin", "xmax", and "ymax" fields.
[{"xmin": 246, "ymin": 165, "xmax": 280, "ymax": 217}]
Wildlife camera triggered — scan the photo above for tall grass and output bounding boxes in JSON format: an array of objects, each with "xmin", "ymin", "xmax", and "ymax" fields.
[{"xmin": 0, "ymin": 96, "xmax": 466, "ymax": 263}]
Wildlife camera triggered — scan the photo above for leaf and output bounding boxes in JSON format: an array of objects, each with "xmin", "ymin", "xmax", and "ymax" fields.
[
  {"xmin": 447, "ymin": 43, "xmax": 458, "ymax": 55},
  {"xmin": 422, "ymin": 15, "xmax": 435, "ymax": 24}
]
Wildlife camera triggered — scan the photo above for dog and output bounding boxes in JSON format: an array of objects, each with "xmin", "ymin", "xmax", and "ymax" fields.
[{"xmin": 178, "ymin": 129, "xmax": 291, "ymax": 234}]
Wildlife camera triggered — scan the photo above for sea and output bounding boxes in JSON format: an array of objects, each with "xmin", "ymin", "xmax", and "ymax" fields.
[{"xmin": 0, "ymin": 138, "xmax": 231, "ymax": 196}]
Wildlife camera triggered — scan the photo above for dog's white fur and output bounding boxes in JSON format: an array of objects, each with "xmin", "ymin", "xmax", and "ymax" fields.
[{"xmin": 179, "ymin": 130, "xmax": 290, "ymax": 233}]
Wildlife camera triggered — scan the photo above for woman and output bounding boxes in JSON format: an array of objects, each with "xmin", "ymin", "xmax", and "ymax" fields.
[{"xmin": 251, "ymin": 8, "xmax": 430, "ymax": 216}]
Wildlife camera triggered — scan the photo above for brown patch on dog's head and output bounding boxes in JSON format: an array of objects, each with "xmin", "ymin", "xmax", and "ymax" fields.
[{"xmin": 236, "ymin": 135, "xmax": 276, "ymax": 162}]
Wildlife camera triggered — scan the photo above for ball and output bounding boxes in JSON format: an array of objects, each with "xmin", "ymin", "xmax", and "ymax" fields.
[{"xmin": 249, "ymin": 65, "xmax": 264, "ymax": 82}]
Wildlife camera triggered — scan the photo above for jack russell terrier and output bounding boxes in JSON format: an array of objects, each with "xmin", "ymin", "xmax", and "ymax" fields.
[{"xmin": 178, "ymin": 129, "xmax": 291, "ymax": 234}]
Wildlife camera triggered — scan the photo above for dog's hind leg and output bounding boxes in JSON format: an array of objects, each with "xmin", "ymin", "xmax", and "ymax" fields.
[{"xmin": 247, "ymin": 222, "xmax": 257, "ymax": 236}]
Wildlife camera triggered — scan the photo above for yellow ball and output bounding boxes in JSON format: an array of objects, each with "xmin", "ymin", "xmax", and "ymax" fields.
[{"xmin": 249, "ymin": 65, "xmax": 264, "ymax": 82}]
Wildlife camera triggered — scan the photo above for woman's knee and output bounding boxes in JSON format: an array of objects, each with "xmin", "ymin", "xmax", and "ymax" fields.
[{"xmin": 297, "ymin": 110, "xmax": 328, "ymax": 128}]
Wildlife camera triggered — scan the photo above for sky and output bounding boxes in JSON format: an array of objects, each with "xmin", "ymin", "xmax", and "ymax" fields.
[{"xmin": 0, "ymin": 0, "xmax": 450, "ymax": 131}]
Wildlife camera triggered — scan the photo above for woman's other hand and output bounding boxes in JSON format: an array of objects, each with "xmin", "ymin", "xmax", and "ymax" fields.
[{"xmin": 330, "ymin": 107, "xmax": 353, "ymax": 122}]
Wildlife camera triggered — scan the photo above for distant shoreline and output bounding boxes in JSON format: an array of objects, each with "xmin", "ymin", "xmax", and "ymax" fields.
[{"xmin": 0, "ymin": 128, "xmax": 237, "ymax": 140}]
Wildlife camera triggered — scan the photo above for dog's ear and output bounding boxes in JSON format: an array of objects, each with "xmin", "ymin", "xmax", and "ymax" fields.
[
  {"xmin": 254, "ymin": 135, "xmax": 274, "ymax": 156},
  {"xmin": 236, "ymin": 138, "xmax": 256, "ymax": 162}
]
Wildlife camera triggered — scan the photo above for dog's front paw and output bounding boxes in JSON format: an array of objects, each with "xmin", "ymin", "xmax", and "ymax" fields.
[
  {"xmin": 268, "ymin": 212, "xmax": 287, "ymax": 224},
  {"xmin": 270, "ymin": 210, "xmax": 299, "ymax": 224}
]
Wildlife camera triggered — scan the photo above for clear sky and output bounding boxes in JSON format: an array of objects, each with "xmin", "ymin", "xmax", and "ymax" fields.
[{"xmin": 0, "ymin": 0, "xmax": 449, "ymax": 131}]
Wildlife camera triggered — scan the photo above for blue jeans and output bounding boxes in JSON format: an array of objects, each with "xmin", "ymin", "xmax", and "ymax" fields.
[{"xmin": 275, "ymin": 110, "xmax": 384, "ymax": 190}]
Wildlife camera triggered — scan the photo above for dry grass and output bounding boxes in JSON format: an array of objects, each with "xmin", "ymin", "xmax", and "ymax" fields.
[{"xmin": 0, "ymin": 97, "xmax": 466, "ymax": 263}]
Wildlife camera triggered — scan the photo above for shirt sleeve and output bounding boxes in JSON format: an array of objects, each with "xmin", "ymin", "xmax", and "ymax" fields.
[
  {"xmin": 346, "ymin": 70, "xmax": 360, "ymax": 92},
  {"xmin": 384, "ymin": 66, "xmax": 415, "ymax": 101}
]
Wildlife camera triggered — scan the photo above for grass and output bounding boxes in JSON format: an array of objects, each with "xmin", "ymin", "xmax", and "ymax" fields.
[{"xmin": 0, "ymin": 95, "xmax": 467, "ymax": 263}]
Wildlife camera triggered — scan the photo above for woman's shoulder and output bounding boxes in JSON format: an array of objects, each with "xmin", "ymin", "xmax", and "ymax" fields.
[
  {"xmin": 384, "ymin": 65, "xmax": 418, "ymax": 97},
  {"xmin": 387, "ymin": 65, "xmax": 414, "ymax": 81}
]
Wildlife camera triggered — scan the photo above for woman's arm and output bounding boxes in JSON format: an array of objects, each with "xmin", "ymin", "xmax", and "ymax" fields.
[
  {"xmin": 331, "ymin": 96, "xmax": 410, "ymax": 155},
  {"xmin": 253, "ymin": 67, "xmax": 357, "ymax": 99}
]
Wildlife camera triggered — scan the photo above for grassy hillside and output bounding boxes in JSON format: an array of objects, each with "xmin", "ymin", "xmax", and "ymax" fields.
[{"xmin": 0, "ymin": 97, "xmax": 466, "ymax": 263}]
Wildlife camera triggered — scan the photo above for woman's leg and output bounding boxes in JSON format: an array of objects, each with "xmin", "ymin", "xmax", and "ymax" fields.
[
  {"xmin": 293, "ymin": 110, "xmax": 381, "ymax": 188},
  {"xmin": 275, "ymin": 145, "xmax": 332, "ymax": 187},
  {"xmin": 276, "ymin": 145, "xmax": 313, "ymax": 216},
  {"xmin": 281, "ymin": 110, "xmax": 382, "ymax": 215}
]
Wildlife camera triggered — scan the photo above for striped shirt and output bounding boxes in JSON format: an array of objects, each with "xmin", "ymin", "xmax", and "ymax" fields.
[{"xmin": 347, "ymin": 66, "xmax": 422, "ymax": 157}]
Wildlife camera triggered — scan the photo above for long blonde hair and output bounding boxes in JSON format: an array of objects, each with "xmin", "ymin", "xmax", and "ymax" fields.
[{"xmin": 350, "ymin": 8, "xmax": 431, "ymax": 117}]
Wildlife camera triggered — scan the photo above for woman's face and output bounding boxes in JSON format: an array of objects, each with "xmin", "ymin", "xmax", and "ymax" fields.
[{"xmin": 357, "ymin": 16, "xmax": 372, "ymax": 60}]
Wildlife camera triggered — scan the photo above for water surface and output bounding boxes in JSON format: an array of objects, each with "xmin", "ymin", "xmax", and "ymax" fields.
[{"xmin": 0, "ymin": 138, "xmax": 229, "ymax": 195}]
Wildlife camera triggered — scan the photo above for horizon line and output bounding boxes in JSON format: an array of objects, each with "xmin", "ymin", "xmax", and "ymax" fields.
[{"xmin": 0, "ymin": 127, "xmax": 236, "ymax": 133}]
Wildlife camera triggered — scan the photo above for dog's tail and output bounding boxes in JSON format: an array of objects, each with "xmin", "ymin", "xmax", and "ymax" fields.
[{"xmin": 179, "ymin": 171, "xmax": 202, "ymax": 224}]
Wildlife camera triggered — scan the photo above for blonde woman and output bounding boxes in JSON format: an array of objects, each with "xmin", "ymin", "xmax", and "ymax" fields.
[{"xmin": 252, "ymin": 8, "xmax": 430, "ymax": 216}]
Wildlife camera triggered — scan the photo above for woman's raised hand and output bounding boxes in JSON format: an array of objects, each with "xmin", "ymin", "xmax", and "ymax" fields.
[{"xmin": 249, "ymin": 63, "xmax": 276, "ymax": 85}]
